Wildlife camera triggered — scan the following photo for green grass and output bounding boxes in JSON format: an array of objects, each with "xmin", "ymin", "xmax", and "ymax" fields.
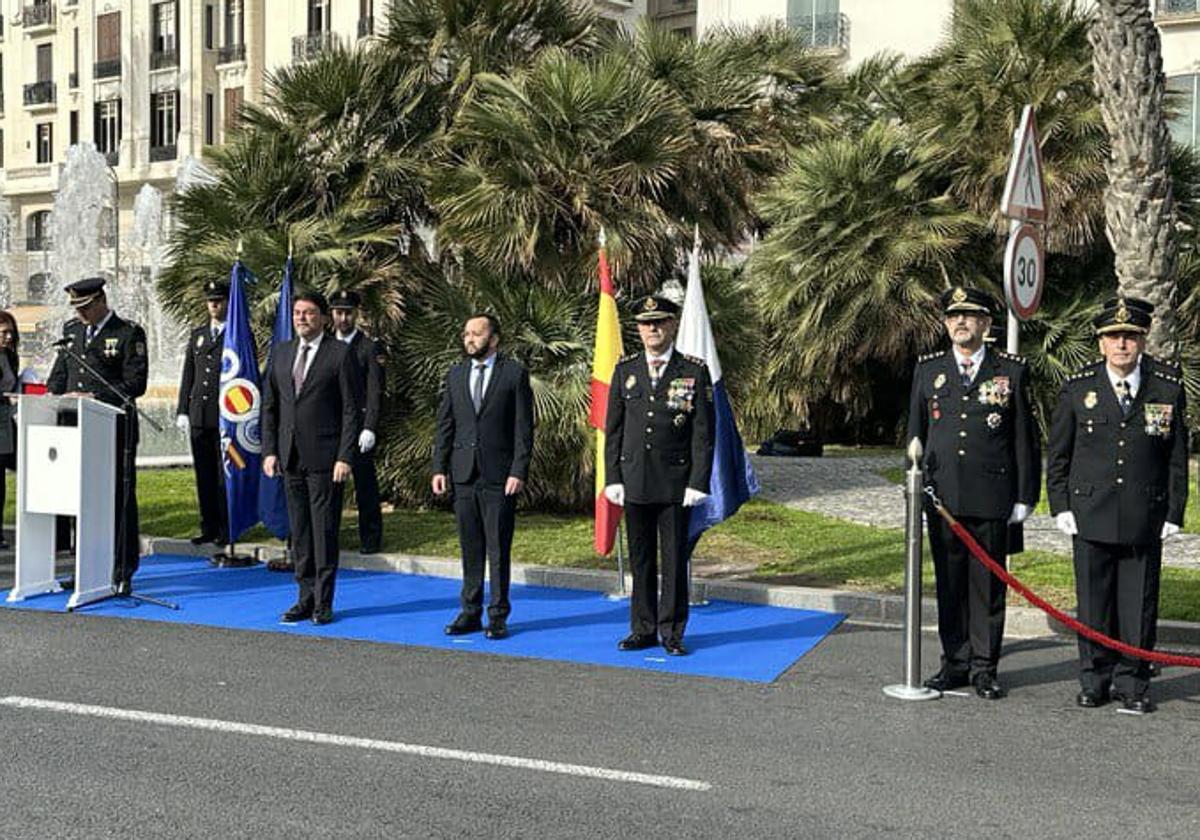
[{"xmin": 9, "ymin": 469, "xmax": 1200, "ymax": 622}]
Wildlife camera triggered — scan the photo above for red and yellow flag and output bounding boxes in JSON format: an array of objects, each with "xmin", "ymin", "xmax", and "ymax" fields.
[{"xmin": 590, "ymin": 242, "xmax": 624, "ymax": 555}]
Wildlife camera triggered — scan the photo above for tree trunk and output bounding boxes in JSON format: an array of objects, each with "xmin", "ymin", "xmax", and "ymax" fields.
[{"xmin": 1090, "ymin": 0, "xmax": 1178, "ymax": 358}]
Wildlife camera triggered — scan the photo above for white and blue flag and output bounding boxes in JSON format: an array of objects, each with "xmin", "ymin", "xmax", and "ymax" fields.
[{"xmin": 675, "ymin": 229, "xmax": 759, "ymax": 546}]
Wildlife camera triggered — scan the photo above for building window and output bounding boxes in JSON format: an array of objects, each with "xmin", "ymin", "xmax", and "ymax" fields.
[
  {"xmin": 151, "ymin": 91, "xmax": 179, "ymax": 150},
  {"xmin": 308, "ymin": 0, "xmax": 331, "ymax": 33},
  {"xmin": 153, "ymin": 2, "xmax": 177, "ymax": 52},
  {"xmin": 96, "ymin": 12, "xmax": 122, "ymax": 79},
  {"xmin": 0, "ymin": 129, "xmax": 4, "ymax": 169},
  {"xmin": 37, "ymin": 43, "xmax": 53, "ymax": 82},
  {"xmin": 36, "ymin": 123, "xmax": 53, "ymax": 164},
  {"xmin": 787, "ymin": 0, "xmax": 843, "ymax": 49},
  {"xmin": 95, "ymin": 98, "xmax": 121, "ymax": 157},
  {"xmin": 27, "ymin": 212, "xmax": 52, "ymax": 253},
  {"xmin": 224, "ymin": 0, "xmax": 244, "ymax": 47},
  {"xmin": 205, "ymin": 92, "xmax": 215, "ymax": 144},
  {"xmin": 28, "ymin": 272, "xmax": 50, "ymax": 303},
  {"xmin": 205, "ymin": 4, "xmax": 215, "ymax": 49},
  {"xmin": 224, "ymin": 86, "xmax": 243, "ymax": 132},
  {"xmin": 1169, "ymin": 74, "xmax": 1199, "ymax": 147},
  {"xmin": 70, "ymin": 110, "xmax": 79, "ymax": 145}
]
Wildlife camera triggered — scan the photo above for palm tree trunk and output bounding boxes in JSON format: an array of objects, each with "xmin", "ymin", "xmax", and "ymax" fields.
[{"xmin": 1090, "ymin": 0, "xmax": 1178, "ymax": 358}]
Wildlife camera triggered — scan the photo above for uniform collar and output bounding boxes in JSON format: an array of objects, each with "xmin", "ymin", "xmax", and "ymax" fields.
[
  {"xmin": 88, "ymin": 310, "xmax": 115, "ymax": 335},
  {"xmin": 1105, "ymin": 355, "xmax": 1142, "ymax": 397},
  {"xmin": 337, "ymin": 328, "xmax": 358, "ymax": 345},
  {"xmin": 645, "ymin": 345, "xmax": 674, "ymax": 367}
]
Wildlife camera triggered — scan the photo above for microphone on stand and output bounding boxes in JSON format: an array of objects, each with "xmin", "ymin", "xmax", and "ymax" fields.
[{"xmin": 50, "ymin": 337, "xmax": 72, "ymax": 349}]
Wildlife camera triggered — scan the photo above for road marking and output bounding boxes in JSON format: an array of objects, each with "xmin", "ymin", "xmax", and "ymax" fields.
[{"xmin": 0, "ymin": 696, "xmax": 711, "ymax": 792}]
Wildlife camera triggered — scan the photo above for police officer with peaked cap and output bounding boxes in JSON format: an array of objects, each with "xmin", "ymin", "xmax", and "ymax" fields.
[
  {"xmin": 176, "ymin": 278, "xmax": 230, "ymax": 546},
  {"xmin": 1047, "ymin": 296, "xmax": 1187, "ymax": 714},
  {"xmin": 47, "ymin": 275, "xmax": 149, "ymax": 592},
  {"xmin": 906, "ymin": 286, "xmax": 1041, "ymax": 699},
  {"xmin": 604, "ymin": 293, "xmax": 714, "ymax": 657},
  {"xmin": 329, "ymin": 288, "xmax": 385, "ymax": 554}
]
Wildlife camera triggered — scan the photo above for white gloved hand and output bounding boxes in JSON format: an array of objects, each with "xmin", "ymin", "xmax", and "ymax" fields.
[
  {"xmin": 1161, "ymin": 522, "xmax": 1181, "ymax": 540},
  {"xmin": 175, "ymin": 414, "xmax": 189, "ymax": 432},
  {"xmin": 1008, "ymin": 503, "xmax": 1031, "ymax": 525},
  {"xmin": 1054, "ymin": 511, "xmax": 1078, "ymax": 536},
  {"xmin": 682, "ymin": 488, "xmax": 709, "ymax": 508},
  {"xmin": 358, "ymin": 429, "xmax": 376, "ymax": 453},
  {"xmin": 603, "ymin": 483, "xmax": 625, "ymax": 506}
]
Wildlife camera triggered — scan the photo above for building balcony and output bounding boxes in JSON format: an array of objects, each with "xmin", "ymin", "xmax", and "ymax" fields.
[
  {"xmin": 103, "ymin": 150, "xmax": 119, "ymax": 167},
  {"xmin": 23, "ymin": 81, "xmax": 56, "ymax": 109},
  {"xmin": 150, "ymin": 48, "xmax": 179, "ymax": 71},
  {"xmin": 94, "ymin": 58, "xmax": 121, "ymax": 79},
  {"xmin": 69, "ymin": 71, "xmax": 78, "ymax": 89},
  {"xmin": 1157, "ymin": 1, "xmax": 1200, "ymax": 22},
  {"xmin": 788, "ymin": 12, "xmax": 850, "ymax": 54},
  {"xmin": 26, "ymin": 236, "xmax": 52, "ymax": 253},
  {"xmin": 149, "ymin": 143, "xmax": 177, "ymax": 163},
  {"xmin": 218, "ymin": 43, "xmax": 246, "ymax": 64},
  {"xmin": 22, "ymin": 2, "xmax": 56, "ymax": 32},
  {"xmin": 0, "ymin": 94, "xmax": 4, "ymax": 115},
  {"xmin": 357, "ymin": 16, "xmax": 374, "ymax": 38},
  {"xmin": 292, "ymin": 31, "xmax": 338, "ymax": 63}
]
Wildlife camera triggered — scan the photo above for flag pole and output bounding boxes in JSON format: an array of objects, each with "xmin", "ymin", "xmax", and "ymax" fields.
[{"xmin": 606, "ymin": 520, "xmax": 628, "ymax": 600}]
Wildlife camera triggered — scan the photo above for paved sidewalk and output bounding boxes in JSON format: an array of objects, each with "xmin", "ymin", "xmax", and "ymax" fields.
[{"xmin": 750, "ymin": 453, "xmax": 1200, "ymax": 570}]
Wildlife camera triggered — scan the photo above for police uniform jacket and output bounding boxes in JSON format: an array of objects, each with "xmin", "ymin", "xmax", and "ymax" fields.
[
  {"xmin": 47, "ymin": 314, "xmax": 149, "ymax": 438},
  {"xmin": 906, "ymin": 348, "xmax": 1040, "ymax": 519},
  {"xmin": 345, "ymin": 331, "xmax": 385, "ymax": 432},
  {"xmin": 1047, "ymin": 357, "xmax": 1188, "ymax": 545},
  {"xmin": 605, "ymin": 351, "xmax": 715, "ymax": 505},
  {"xmin": 177, "ymin": 324, "xmax": 223, "ymax": 429}
]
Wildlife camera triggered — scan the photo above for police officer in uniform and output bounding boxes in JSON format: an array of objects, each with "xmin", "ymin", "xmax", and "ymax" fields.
[
  {"xmin": 604, "ymin": 294, "xmax": 714, "ymax": 657},
  {"xmin": 176, "ymin": 279, "xmax": 230, "ymax": 546},
  {"xmin": 329, "ymin": 289, "xmax": 384, "ymax": 554},
  {"xmin": 1047, "ymin": 297, "xmax": 1187, "ymax": 715},
  {"xmin": 47, "ymin": 276, "xmax": 149, "ymax": 592},
  {"xmin": 907, "ymin": 286, "xmax": 1041, "ymax": 699}
]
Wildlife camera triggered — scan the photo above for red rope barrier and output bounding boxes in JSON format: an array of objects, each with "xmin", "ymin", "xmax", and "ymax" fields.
[{"xmin": 926, "ymin": 496, "xmax": 1200, "ymax": 669}]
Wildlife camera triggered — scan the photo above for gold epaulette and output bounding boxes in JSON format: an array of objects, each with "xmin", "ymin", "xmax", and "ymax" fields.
[
  {"xmin": 918, "ymin": 350, "xmax": 946, "ymax": 363},
  {"xmin": 1147, "ymin": 354, "xmax": 1183, "ymax": 374},
  {"xmin": 994, "ymin": 349, "xmax": 1026, "ymax": 364}
]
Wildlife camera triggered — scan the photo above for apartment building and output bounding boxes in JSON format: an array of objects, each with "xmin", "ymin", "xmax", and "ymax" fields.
[{"xmin": 0, "ymin": 0, "xmax": 645, "ymax": 310}]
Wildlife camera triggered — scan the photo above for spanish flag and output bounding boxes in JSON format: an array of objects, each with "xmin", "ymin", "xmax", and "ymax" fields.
[{"xmin": 590, "ymin": 237, "xmax": 624, "ymax": 555}]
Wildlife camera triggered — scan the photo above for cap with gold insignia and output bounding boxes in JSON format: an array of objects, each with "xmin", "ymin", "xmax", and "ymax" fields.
[
  {"xmin": 203, "ymin": 279, "xmax": 231, "ymax": 301},
  {"xmin": 329, "ymin": 289, "xmax": 362, "ymax": 310},
  {"xmin": 1093, "ymin": 295, "xmax": 1152, "ymax": 335},
  {"xmin": 940, "ymin": 286, "xmax": 995, "ymax": 316},
  {"xmin": 65, "ymin": 276, "xmax": 106, "ymax": 308},
  {"xmin": 633, "ymin": 294, "xmax": 680, "ymax": 322}
]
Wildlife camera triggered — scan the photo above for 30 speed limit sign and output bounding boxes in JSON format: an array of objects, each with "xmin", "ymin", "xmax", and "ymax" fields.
[{"xmin": 1004, "ymin": 223, "xmax": 1044, "ymax": 321}]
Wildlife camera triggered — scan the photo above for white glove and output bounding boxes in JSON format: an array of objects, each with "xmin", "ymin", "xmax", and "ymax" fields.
[
  {"xmin": 1161, "ymin": 522, "xmax": 1181, "ymax": 540},
  {"xmin": 682, "ymin": 488, "xmax": 709, "ymax": 508},
  {"xmin": 175, "ymin": 414, "xmax": 189, "ymax": 432},
  {"xmin": 1008, "ymin": 503, "xmax": 1030, "ymax": 525},
  {"xmin": 1054, "ymin": 512, "xmax": 1078, "ymax": 536},
  {"xmin": 358, "ymin": 429, "xmax": 376, "ymax": 453},
  {"xmin": 603, "ymin": 483, "xmax": 625, "ymax": 506}
]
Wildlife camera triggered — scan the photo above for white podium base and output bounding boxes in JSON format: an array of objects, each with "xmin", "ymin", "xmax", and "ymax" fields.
[
  {"xmin": 67, "ymin": 584, "xmax": 115, "ymax": 612},
  {"xmin": 6, "ymin": 579, "xmax": 63, "ymax": 603}
]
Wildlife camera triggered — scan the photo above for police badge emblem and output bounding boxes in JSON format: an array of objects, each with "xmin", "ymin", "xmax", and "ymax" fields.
[
  {"xmin": 933, "ymin": 373, "xmax": 946, "ymax": 390},
  {"xmin": 196, "ymin": 335, "xmax": 205, "ymax": 349},
  {"xmin": 1083, "ymin": 391, "xmax": 1098, "ymax": 410},
  {"xmin": 986, "ymin": 412, "xmax": 1002, "ymax": 429},
  {"xmin": 624, "ymin": 374, "xmax": 637, "ymax": 391}
]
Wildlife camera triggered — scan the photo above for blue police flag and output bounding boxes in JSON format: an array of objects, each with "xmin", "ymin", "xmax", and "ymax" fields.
[
  {"xmin": 257, "ymin": 256, "xmax": 293, "ymax": 539},
  {"xmin": 219, "ymin": 259, "xmax": 262, "ymax": 541}
]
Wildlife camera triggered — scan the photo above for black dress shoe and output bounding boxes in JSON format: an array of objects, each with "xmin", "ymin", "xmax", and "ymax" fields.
[
  {"xmin": 115, "ymin": 579, "xmax": 133, "ymax": 596},
  {"xmin": 1076, "ymin": 689, "xmax": 1108, "ymax": 708},
  {"xmin": 1148, "ymin": 661, "xmax": 1162, "ymax": 678},
  {"xmin": 923, "ymin": 670, "xmax": 970, "ymax": 692},
  {"xmin": 617, "ymin": 633, "xmax": 657, "ymax": 651},
  {"xmin": 1113, "ymin": 692, "xmax": 1155, "ymax": 715},
  {"xmin": 484, "ymin": 620, "xmax": 508, "ymax": 640},
  {"xmin": 663, "ymin": 638, "xmax": 687, "ymax": 656},
  {"xmin": 281, "ymin": 603, "xmax": 314, "ymax": 624},
  {"xmin": 973, "ymin": 674, "xmax": 1005, "ymax": 700},
  {"xmin": 312, "ymin": 607, "xmax": 333, "ymax": 625},
  {"xmin": 444, "ymin": 616, "xmax": 483, "ymax": 635}
]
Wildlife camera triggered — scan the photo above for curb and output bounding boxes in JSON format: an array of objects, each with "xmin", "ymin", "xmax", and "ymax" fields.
[{"xmin": 143, "ymin": 536, "xmax": 1200, "ymax": 648}]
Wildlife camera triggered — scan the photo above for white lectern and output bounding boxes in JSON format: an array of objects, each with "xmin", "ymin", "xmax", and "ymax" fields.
[{"xmin": 6, "ymin": 394, "xmax": 123, "ymax": 610}]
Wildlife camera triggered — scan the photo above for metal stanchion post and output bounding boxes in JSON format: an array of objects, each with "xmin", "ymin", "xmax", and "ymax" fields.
[
  {"xmin": 883, "ymin": 438, "xmax": 941, "ymax": 701},
  {"xmin": 605, "ymin": 521, "xmax": 629, "ymax": 600},
  {"xmin": 688, "ymin": 546, "xmax": 709, "ymax": 607}
]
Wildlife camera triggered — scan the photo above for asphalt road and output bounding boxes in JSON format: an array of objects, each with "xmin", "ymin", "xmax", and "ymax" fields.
[{"xmin": 2, "ymin": 604, "xmax": 1199, "ymax": 839}]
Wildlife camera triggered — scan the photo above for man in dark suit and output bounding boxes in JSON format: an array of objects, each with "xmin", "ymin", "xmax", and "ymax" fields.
[
  {"xmin": 47, "ymin": 276, "xmax": 149, "ymax": 593},
  {"xmin": 431, "ymin": 313, "xmax": 534, "ymax": 640},
  {"xmin": 261, "ymin": 290, "xmax": 362, "ymax": 625},
  {"xmin": 1047, "ymin": 296, "xmax": 1188, "ymax": 715},
  {"xmin": 906, "ymin": 286, "xmax": 1041, "ymax": 699},
  {"xmin": 329, "ymin": 289, "xmax": 385, "ymax": 554},
  {"xmin": 604, "ymin": 294, "xmax": 714, "ymax": 657},
  {"xmin": 176, "ymin": 279, "xmax": 230, "ymax": 546}
]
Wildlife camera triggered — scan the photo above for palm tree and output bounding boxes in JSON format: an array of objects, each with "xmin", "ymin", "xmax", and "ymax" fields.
[{"xmin": 1090, "ymin": 0, "xmax": 1179, "ymax": 357}]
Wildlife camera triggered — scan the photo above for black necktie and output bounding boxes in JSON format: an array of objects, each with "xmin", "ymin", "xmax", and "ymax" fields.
[
  {"xmin": 960, "ymin": 359, "xmax": 974, "ymax": 387},
  {"xmin": 293, "ymin": 344, "xmax": 310, "ymax": 394},
  {"xmin": 212, "ymin": 326, "xmax": 220, "ymax": 343},
  {"xmin": 472, "ymin": 363, "xmax": 486, "ymax": 414},
  {"xmin": 1116, "ymin": 379, "xmax": 1133, "ymax": 417},
  {"xmin": 650, "ymin": 359, "xmax": 665, "ymax": 388}
]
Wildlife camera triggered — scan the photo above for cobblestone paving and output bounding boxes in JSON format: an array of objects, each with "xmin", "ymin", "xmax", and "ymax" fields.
[{"xmin": 750, "ymin": 453, "xmax": 1200, "ymax": 570}]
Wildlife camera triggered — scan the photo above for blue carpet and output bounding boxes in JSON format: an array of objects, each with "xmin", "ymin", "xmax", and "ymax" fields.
[{"xmin": 1, "ymin": 554, "xmax": 844, "ymax": 683}]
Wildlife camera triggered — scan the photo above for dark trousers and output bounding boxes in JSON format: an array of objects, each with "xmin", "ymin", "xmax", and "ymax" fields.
[
  {"xmin": 625, "ymin": 501, "xmax": 690, "ymax": 642},
  {"xmin": 351, "ymin": 450, "xmax": 382, "ymax": 552},
  {"xmin": 452, "ymin": 480, "xmax": 515, "ymax": 621},
  {"xmin": 926, "ymin": 514, "xmax": 1008, "ymax": 679},
  {"xmin": 1073, "ymin": 537, "xmax": 1160, "ymax": 698},
  {"xmin": 0, "ymin": 443, "xmax": 13, "ymax": 545},
  {"xmin": 114, "ymin": 412, "xmax": 140, "ymax": 584},
  {"xmin": 285, "ymin": 467, "xmax": 343, "ymax": 610},
  {"xmin": 189, "ymin": 426, "xmax": 228, "ymax": 542}
]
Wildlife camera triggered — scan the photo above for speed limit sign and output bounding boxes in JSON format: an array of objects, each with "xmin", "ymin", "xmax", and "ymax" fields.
[{"xmin": 1004, "ymin": 223, "xmax": 1044, "ymax": 321}]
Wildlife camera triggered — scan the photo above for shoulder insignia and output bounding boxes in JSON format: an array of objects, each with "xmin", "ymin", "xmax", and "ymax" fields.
[
  {"xmin": 681, "ymin": 353, "xmax": 704, "ymax": 366},
  {"xmin": 994, "ymin": 350, "xmax": 1026, "ymax": 365},
  {"xmin": 620, "ymin": 352, "xmax": 640, "ymax": 363},
  {"xmin": 1066, "ymin": 368, "xmax": 1098, "ymax": 384},
  {"xmin": 918, "ymin": 350, "xmax": 947, "ymax": 363},
  {"xmin": 1147, "ymin": 353, "xmax": 1183, "ymax": 373},
  {"xmin": 65, "ymin": 317, "xmax": 81, "ymax": 328},
  {"xmin": 1149, "ymin": 367, "xmax": 1182, "ymax": 385}
]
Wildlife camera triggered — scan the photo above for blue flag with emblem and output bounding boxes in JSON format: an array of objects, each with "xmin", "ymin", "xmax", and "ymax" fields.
[
  {"xmin": 257, "ymin": 257, "xmax": 293, "ymax": 539},
  {"xmin": 220, "ymin": 259, "xmax": 262, "ymax": 541}
]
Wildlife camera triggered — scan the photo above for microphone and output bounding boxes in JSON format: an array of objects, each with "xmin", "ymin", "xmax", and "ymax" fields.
[{"xmin": 51, "ymin": 337, "xmax": 72, "ymax": 348}]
